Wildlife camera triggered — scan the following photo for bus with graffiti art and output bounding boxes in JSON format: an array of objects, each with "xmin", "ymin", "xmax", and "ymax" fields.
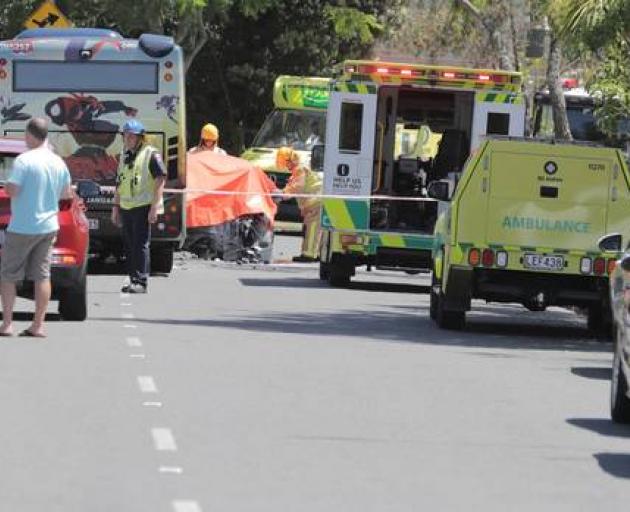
[
  {"xmin": 241, "ymin": 75, "xmax": 330, "ymax": 221},
  {"xmin": 0, "ymin": 28, "xmax": 186, "ymax": 273}
]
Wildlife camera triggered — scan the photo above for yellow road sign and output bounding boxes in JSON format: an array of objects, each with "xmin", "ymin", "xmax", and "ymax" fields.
[{"xmin": 24, "ymin": 0, "xmax": 72, "ymax": 29}]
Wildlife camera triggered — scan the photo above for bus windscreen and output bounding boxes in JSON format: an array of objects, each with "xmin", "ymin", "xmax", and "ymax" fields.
[{"xmin": 13, "ymin": 61, "xmax": 158, "ymax": 93}]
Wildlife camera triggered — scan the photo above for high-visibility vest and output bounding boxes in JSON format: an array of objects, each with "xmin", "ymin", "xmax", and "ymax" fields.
[
  {"xmin": 285, "ymin": 166, "xmax": 322, "ymax": 212},
  {"xmin": 118, "ymin": 144, "xmax": 159, "ymax": 210}
]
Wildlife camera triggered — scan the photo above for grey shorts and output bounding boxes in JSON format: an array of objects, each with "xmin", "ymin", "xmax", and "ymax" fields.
[{"xmin": 0, "ymin": 231, "xmax": 57, "ymax": 282}]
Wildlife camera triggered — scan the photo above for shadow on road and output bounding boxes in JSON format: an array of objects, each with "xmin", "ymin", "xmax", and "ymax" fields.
[
  {"xmin": 239, "ymin": 277, "xmax": 429, "ymax": 294},
  {"xmin": 99, "ymin": 303, "xmax": 610, "ymax": 352},
  {"xmin": 566, "ymin": 418, "xmax": 630, "ymax": 439},
  {"xmin": 570, "ymin": 367, "xmax": 612, "ymax": 380},
  {"xmin": 593, "ymin": 453, "xmax": 630, "ymax": 479}
]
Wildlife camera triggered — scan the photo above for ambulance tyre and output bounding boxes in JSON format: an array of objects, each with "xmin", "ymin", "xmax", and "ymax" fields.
[
  {"xmin": 435, "ymin": 288, "xmax": 465, "ymax": 331},
  {"xmin": 587, "ymin": 305, "xmax": 612, "ymax": 338},
  {"xmin": 319, "ymin": 261, "xmax": 330, "ymax": 281},
  {"xmin": 151, "ymin": 246, "xmax": 174, "ymax": 275},
  {"xmin": 611, "ymin": 343, "xmax": 630, "ymax": 423},
  {"xmin": 429, "ymin": 273, "xmax": 439, "ymax": 321},
  {"xmin": 328, "ymin": 254, "xmax": 351, "ymax": 288}
]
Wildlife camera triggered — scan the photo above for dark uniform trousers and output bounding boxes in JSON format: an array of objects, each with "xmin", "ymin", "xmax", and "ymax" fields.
[{"xmin": 121, "ymin": 205, "xmax": 151, "ymax": 286}]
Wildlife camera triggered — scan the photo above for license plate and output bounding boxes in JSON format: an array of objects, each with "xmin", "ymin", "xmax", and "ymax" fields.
[
  {"xmin": 523, "ymin": 253, "xmax": 564, "ymax": 271},
  {"xmin": 88, "ymin": 218, "xmax": 99, "ymax": 230}
]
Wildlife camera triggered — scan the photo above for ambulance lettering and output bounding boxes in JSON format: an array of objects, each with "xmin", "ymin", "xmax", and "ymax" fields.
[{"xmin": 502, "ymin": 216, "xmax": 590, "ymax": 233}]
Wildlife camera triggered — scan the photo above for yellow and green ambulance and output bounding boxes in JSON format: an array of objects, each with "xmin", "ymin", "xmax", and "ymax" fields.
[
  {"xmin": 241, "ymin": 75, "xmax": 330, "ymax": 221},
  {"xmin": 429, "ymin": 138, "xmax": 630, "ymax": 332},
  {"xmin": 319, "ymin": 60, "xmax": 525, "ymax": 285}
]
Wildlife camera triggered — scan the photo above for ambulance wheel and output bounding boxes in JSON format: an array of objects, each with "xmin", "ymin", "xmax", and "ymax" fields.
[
  {"xmin": 435, "ymin": 290, "xmax": 465, "ymax": 330},
  {"xmin": 429, "ymin": 272, "xmax": 439, "ymax": 320},
  {"xmin": 319, "ymin": 261, "xmax": 330, "ymax": 281},
  {"xmin": 611, "ymin": 341, "xmax": 630, "ymax": 423},
  {"xmin": 587, "ymin": 305, "xmax": 612, "ymax": 339},
  {"xmin": 151, "ymin": 246, "xmax": 174, "ymax": 275},
  {"xmin": 328, "ymin": 254, "xmax": 351, "ymax": 288}
]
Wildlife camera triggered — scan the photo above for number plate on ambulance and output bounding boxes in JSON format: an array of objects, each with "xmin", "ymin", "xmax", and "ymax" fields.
[
  {"xmin": 523, "ymin": 253, "xmax": 564, "ymax": 271},
  {"xmin": 88, "ymin": 219, "xmax": 99, "ymax": 230}
]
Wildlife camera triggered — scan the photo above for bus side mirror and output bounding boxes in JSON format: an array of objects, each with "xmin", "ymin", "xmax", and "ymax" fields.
[
  {"xmin": 427, "ymin": 180, "xmax": 451, "ymax": 201},
  {"xmin": 597, "ymin": 233, "xmax": 623, "ymax": 253},
  {"xmin": 311, "ymin": 143, "xmax": 325, "ymax": 172},
  {"xmin": 76, "ymin": 180, "xmax": 101, "ymax": 199}
]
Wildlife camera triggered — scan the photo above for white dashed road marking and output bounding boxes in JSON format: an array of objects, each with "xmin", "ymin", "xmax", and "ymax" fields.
[
  {"xmin": 152, "ymin": 428, "xmax": 177, "ymax": 451},
  {"xmin": 122, "ymin": 312, "xmax": 135, "ymax": 319},
  {"xmin": 138, "ymin": 376, "xmax": 158, "ymax": 393},
  {"xmin": 160, "ymin": 466, "xmax": 184, "ymax": 474},
  {"xmin": 129, "ymin": 354, "xmax": 146, "ymax": 359},
  {"xmin": 143, "ymin": 401, "xmax": 163, "ymax": 408},
  {"xmin": 126, "ymin": 336, "xmax": 142, "ymax": 347},
  {"xmin": 123, "ymin": 324, "xmax": 138, "ymax": 329},
  {"xmin": 172, "ymin": 500, "xmax": 201, "ymax": 512}
]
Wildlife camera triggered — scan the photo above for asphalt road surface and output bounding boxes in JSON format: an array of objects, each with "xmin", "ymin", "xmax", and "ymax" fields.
[{"xmin": 0, "ymin": 236, "xmax": 628, "ymax": 511}]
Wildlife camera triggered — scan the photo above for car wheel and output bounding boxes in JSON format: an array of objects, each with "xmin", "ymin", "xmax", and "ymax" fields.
[
  {"xmin": 611, "ymin": 337, "xmax": 630, "ymax": 423},
  {"xmin": 151, "ymin": 246, "xmax": 174, "ymax": 274},
  {"xmin": 59, "ymin": 272, "xmax": 87, "ymax": 322}
]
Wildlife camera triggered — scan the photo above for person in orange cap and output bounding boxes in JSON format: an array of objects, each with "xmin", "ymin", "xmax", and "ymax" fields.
[
  {"xmin": 276, "ymin": 146, "xmax": 322, "ymax": 262},
  {"xmin": 189, "ymin": 123, "xmax": 227, "ymax": 155}
]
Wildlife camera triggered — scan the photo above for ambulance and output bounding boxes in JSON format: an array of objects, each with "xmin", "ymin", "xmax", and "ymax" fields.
[
  {"xmin": 429, "ymin": 138, "xmax": 630, "ymax": 332},
  {"xmin": 319, "ymin": 60, "xmax": 525, "ymax": 285},
  {"xmin": 241, "ymin": 75, "xmax": 330, "ymax": 220}
]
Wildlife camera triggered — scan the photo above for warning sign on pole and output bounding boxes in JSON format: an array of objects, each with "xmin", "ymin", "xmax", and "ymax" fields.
[{"xmin": 24, "ymin": 0, "xmax": 72, "ymax": 29}]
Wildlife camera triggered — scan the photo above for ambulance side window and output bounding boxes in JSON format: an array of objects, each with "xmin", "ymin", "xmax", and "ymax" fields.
[
  {"xmin": 339, "ymin": 102, "xmax": 363, "ymax": 152},
  {"xmin": 486, "ymin": 112, "xmax": 510, "ymax": 135}
]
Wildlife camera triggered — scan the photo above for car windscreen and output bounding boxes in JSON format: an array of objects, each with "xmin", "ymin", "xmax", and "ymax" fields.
[{"xmin": 252, "ymin": 109, "xmax": 326, "ymax": 151}]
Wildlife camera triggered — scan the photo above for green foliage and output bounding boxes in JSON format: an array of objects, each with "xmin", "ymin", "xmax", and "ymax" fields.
[{"xmin": 324, "ymin": 6, "xmax": 382, "ymax": 44}]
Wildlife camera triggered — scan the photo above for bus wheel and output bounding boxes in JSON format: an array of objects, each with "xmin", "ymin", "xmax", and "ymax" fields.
[
  {"xmin": 151, "ymin": 246, "xmax": 174, "ymax": 275},
  {"xmin": 435, "ymin": 289, "xmax": 465, "ymax": 330}
]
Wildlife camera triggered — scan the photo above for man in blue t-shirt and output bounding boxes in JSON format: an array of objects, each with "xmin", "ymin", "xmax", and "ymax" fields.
[{"xmin": 0, "ymin": 118, "xmax": 72, "ymax": 338}]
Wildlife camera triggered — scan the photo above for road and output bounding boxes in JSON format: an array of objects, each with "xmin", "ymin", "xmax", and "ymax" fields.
[{"xmin": 0, "ymin": 235, "xmax": 628, "ymax": 511}]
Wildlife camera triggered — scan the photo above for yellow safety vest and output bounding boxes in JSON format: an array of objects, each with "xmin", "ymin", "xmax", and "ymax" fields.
[{"xmin": 117, "ymin": 144, "xmax": 159, "ymax": 210}]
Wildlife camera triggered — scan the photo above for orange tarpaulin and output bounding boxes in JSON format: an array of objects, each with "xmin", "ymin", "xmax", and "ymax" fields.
[{"xmin": 185, "ymin": 151, "xmax": 278, "ymax": 228}]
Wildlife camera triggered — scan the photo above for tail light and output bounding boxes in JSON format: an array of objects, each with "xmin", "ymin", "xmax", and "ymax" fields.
[
  {"xmin": 593, "ymin": 257, "xmax": 606, "ymax": 275},
  {"xmin": 468, "ymin": 248, "xmax": 481, "ymax": 266},
  {"xmin": 482, "ymin": 249, "xmax": 495, "ymax": 267},
  {"xmin": 52, "ymin": 254, "xmax": 77, "ymax": 265},
  {"xmin": 607, "ymin": 258, "xmax": 617, "ymax": 275}
]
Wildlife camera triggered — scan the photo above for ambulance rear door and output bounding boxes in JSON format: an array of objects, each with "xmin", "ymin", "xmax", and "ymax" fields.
[
  {"xmin": 323, "ymin": 90, "xmax": 377, "ymax": 201},
  {"xmin": 471, "ymin": 93, "xmax": 525, "ymax": 151}
]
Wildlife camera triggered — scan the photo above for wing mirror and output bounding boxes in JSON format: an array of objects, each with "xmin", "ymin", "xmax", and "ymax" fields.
[
  {"xmin": 597, "ymin": 233, "xmax": 623, "ymax": 253},
  {"xmin": 76, "ymin": 180, "xmax": 101, "ymax": 199},
  {"xmin": 621, "ymin": 253, "xmax": 630, "ymax": 272},
  {"xmin": 427, "ymin": 180, "xmax": 451, "ymax": 201},
  {"xmin": 311, "ymin": 143, "xmax": 325, "ymax": 172}
]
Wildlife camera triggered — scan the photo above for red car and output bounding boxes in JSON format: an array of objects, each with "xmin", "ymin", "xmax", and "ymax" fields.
[{"xmin": 0, "ymin": 138, "xmax": 89, "ymax": 321}]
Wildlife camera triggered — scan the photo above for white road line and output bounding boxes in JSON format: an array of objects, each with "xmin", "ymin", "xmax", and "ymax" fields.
[
  {"xmin": 121, "ymin": 302, "xmax": 133, "ymax": 307},
  {"xmin": 129, "ymin": 354, "xmax": 146, "ymax": 359},
  {"xmin": 143, "ymin": 401, "xmax": 163, "ymax": 408},
  {"xmin": 151, "ymin": 428, "xmax": 177, "ymax": 451},
  {"xmin": 123, "ymin": 324, "xmax": 137, "ymax": 329},
  {"xmin": 120, "ymin": 293, "xmax": 130, "ymax": 299},
  {"xmin": 126, "ymin": 337, "xmax": 142, "ymax": 347},
  {"xmin": 172, "ymin": 500, "xmax": 201, "ymax": 512},
  {"xmin": 137, "ymin": 376, "xmax": 158, "ymax": 393},
  {"xmin": 160, "ymin": 466, "xmax": 184, "ymax": 474},
  {"xmin": 122, "ymin": 312, "xmax": 135, "ymax": 319}
]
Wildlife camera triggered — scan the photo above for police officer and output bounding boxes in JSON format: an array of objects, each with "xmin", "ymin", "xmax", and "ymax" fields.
[{"xmin": 112, "ymin": 120, "xmax": 167, "ymax": 293}]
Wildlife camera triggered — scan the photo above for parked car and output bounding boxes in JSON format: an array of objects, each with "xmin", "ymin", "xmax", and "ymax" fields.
[
  {"xmin": 0, "ymin": 138, "xmax": 89, "ymax": 321},
  {"xmin": 599, "ymin": 234, "xmax": 630, "ymax": 423}
]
